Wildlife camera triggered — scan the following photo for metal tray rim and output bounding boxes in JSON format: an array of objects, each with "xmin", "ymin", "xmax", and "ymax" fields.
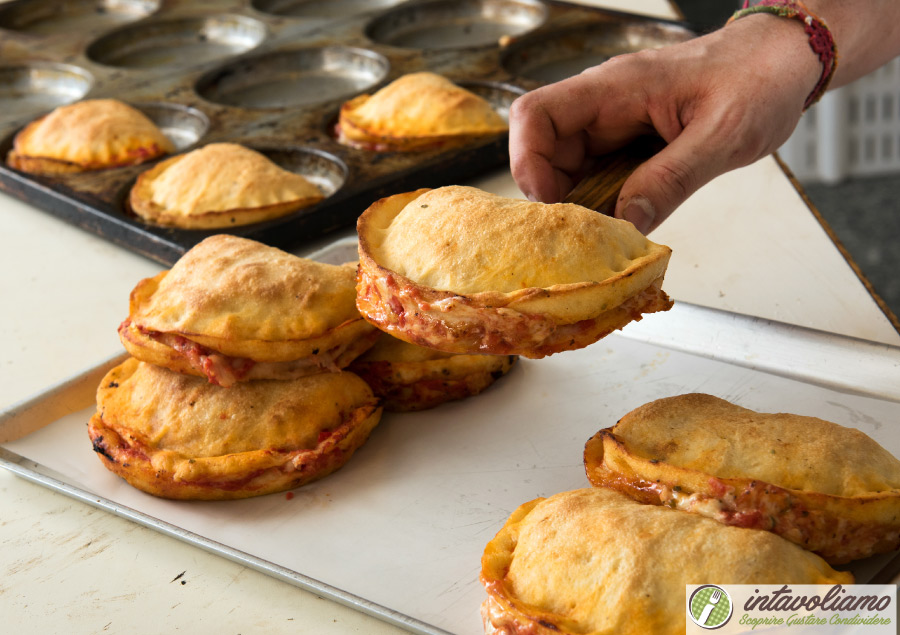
[
  {"xmin": 4, "ymin": 247, "xmax": 900, "ymax": 632},
  {"xmin": 0, "ymin": 443, "xmax": 450, "ymax": 635}
]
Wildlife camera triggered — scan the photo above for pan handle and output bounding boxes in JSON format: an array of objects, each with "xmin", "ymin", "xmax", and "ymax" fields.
[{"xmin": 562, "ymin": 136, "xmax": 665, "ymax": 216}]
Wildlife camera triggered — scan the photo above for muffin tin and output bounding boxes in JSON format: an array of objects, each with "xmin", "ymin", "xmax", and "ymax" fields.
[{"xmin": 0, "ymin": 0, "xmax": 694, "ymax": 265}]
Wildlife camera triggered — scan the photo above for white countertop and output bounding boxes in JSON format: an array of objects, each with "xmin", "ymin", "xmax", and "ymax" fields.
[{"xmin": 2, "ymin": 1, "xmax": 898, "ymax": 633}]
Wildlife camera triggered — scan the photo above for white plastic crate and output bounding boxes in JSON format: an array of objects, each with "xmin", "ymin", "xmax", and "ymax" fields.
[{"xmin": 778, "ymin": 56, "xmax": 900, "ymax": 183}]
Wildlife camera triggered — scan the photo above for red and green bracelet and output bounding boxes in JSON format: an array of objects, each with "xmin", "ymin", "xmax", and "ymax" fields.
[{"xmin": 728, "ymin": 0, "xmax": 838, "ymax": 111}]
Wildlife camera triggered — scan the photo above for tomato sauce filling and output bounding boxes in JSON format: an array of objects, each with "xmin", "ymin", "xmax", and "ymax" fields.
[
  {"xmin": 589, "ymin": 463, "xmax": 897, "ymax": 563},
  {"xmin": 357, "ymin": 268, "xmax": 670, "ymax": 357}
]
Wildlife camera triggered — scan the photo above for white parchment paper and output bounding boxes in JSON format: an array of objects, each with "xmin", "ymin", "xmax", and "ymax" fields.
[{"xmin": 4, "ymin": 333, "xmax": 899, "ymax": 634}]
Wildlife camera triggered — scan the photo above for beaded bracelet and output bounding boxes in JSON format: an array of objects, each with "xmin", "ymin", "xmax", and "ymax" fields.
[{"xmin": 727, "ymin": 0, "xmax": 838, "ymax": 111}]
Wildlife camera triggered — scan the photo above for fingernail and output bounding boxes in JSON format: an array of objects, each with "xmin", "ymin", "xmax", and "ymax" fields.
[
  {"xmin": 621, "ymin": 196, "xmax": 655, "ymax": 233},
  {"xmin": 525, "ymin": 192, "xmax": 538, "ymax": 203}
]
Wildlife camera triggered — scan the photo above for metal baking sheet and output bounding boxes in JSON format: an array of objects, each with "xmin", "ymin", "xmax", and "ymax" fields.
[
  {"xmin": 2, "ymin": 241, "xmax": 900, "ymax": 634},
  {"xmin": 0, "ymin": 0, "xmax": 694, "ymax": 265}
]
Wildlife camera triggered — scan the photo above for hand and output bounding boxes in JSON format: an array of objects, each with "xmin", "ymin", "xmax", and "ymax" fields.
[{"xmin": 509, "ymin": 15, "xmax": 821, "ymax": 233}]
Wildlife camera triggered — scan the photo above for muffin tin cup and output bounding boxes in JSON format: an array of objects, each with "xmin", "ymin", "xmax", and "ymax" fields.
[
  {"xmin": 0, "ymin": 0, "xmax": 695, "ymax": 264},
  {"xmin": 0, "ymin": 0, "xmax": 161, "ymax": 37},
  {"xmin": 457, "ymin": 79, "xmax": 526, "ymax": 121},
  {"xmin": 365, "ymin": 0, "xmax": 548, "ymax": 50},
  {"xmin": 137, "ymin": 102, "xmax": 211, "ymax": 150},
  {"xmin": 195, "ymin": 45, "xmax": 391, "ymax": 110},
  {"xmin": 252, "ymin": 0, "xmax": 408, "ymax": 21},
  {"xmin": 501, "ymin": 18, "xmax": 695, "ymax": 83},
  {"xmin": 0, "ymin": 63, "xmax": 95, "ymax": 121},
  {"xmin": 111, "ymin": 145, "xmax": 350, "ymax": 261},
  {"xmin": 86, "ymin": 14, "xmax": 269, "ymax": 70}
]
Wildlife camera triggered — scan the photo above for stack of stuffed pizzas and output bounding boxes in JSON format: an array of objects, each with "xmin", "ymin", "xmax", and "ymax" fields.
[
  {"xmin": 90, "ymin": 235, "xmax": 384, "ymax": 500},
  {"xmin": 89, "ymin": 234, "xmax": 518, "ymax": 500},
  {"xmin": 90, "ymin": 176, "xmax": 679, "ymax": 501}
]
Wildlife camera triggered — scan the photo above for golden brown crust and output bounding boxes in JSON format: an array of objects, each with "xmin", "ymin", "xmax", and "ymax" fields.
[
  {"xmin": 119, "ymin": 319, "xmax": 379, "ymax": 383},
  {"xmin": 348, "ymin": 332, "xmax": 517, "ymax": 411},
  {"xmin": 6, "ymin": 152, "xmax": 94, "ymax": 175},
  {"xmin": 122, "ymin": 235, "xmax": 377, "ymax": 385},
  {"xmin": 129, "ymin": 143, "xmax": 324, "ymax": 229},
  {"xmin": 337, "ymin": 72, "xmax": 507, "ymax": 152},
  {"xmin": 480, "ymin": 488, "xmax": 853, "ymax": 635},
  {"xmin": 584, "ymin": 393, "xmax": 900, "ymax": 563},
  {"xmin": 7, "ymin": 99, "xmax": 173, "ymax": 174},
  {"xmin": 88, "ymin": 358, "xmax": 382, "ymax": 500},
  {"xmin": 357, "ymin": 187, "xmax": 672, "ymax": 357}
]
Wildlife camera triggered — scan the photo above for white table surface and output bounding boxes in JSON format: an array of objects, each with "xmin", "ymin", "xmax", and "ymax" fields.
[{"xmin": 2, "ymin": 1, "xmax": 899, "ymax": 634}]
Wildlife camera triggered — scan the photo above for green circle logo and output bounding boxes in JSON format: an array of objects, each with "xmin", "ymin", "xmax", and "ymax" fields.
[{"xmin": 689, "ymin": 585, "xmax": 733, "ymax": 629}]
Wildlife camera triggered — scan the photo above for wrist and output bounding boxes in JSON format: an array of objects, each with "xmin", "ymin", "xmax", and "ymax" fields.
[
  {"xmin": 723, "ymin": 11, "xmax": 825, "ymax": 112},
  {"xmin": 727, "ymin": 1, "xmax": 837, "ymax": 110}
]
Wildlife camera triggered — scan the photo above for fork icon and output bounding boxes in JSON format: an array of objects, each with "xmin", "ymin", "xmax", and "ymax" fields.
[{"xmin": 697, "ymin": 589, "xmax": 722, "ymax": 626}]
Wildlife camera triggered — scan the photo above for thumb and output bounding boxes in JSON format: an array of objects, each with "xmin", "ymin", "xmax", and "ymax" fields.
[{"xmin": 614, "ymin": 130, "xmax": 726, "ymax": 234}]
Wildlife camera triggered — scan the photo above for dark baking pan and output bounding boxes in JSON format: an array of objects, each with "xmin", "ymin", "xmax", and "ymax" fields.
[{"xmin": 0, "ymin": 0, "xmax": 694, "ymax": 266}]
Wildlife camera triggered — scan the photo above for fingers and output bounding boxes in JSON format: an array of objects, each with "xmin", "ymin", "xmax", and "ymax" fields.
[
  {"xmin": 510, "ymin": 60, "xmax": 721, "ymax": 232},
  {"xmin": 508, "ymin": 96, "xmax": 557, "ymax": 202},
  {"xmin": 510, "ymin": 19, "xmax": 814, "ymax": 234},
  {"xmin": 613, "ymin": 75, "xmax": 806, "ymax": 233},
  {"xmin": 509, "ymin": 74, "xmax": 623, "ymax": 202},
  {"xmin": 613, "ymin": 120, "xmax": 747, "ymax": 234},
  {"xmin": 509, "ymin": 56, "xmax": 661, "ymax": 203},
  {"xmin": 510, "ymin": 126, "xmax": 585, "ymax": 202}
]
